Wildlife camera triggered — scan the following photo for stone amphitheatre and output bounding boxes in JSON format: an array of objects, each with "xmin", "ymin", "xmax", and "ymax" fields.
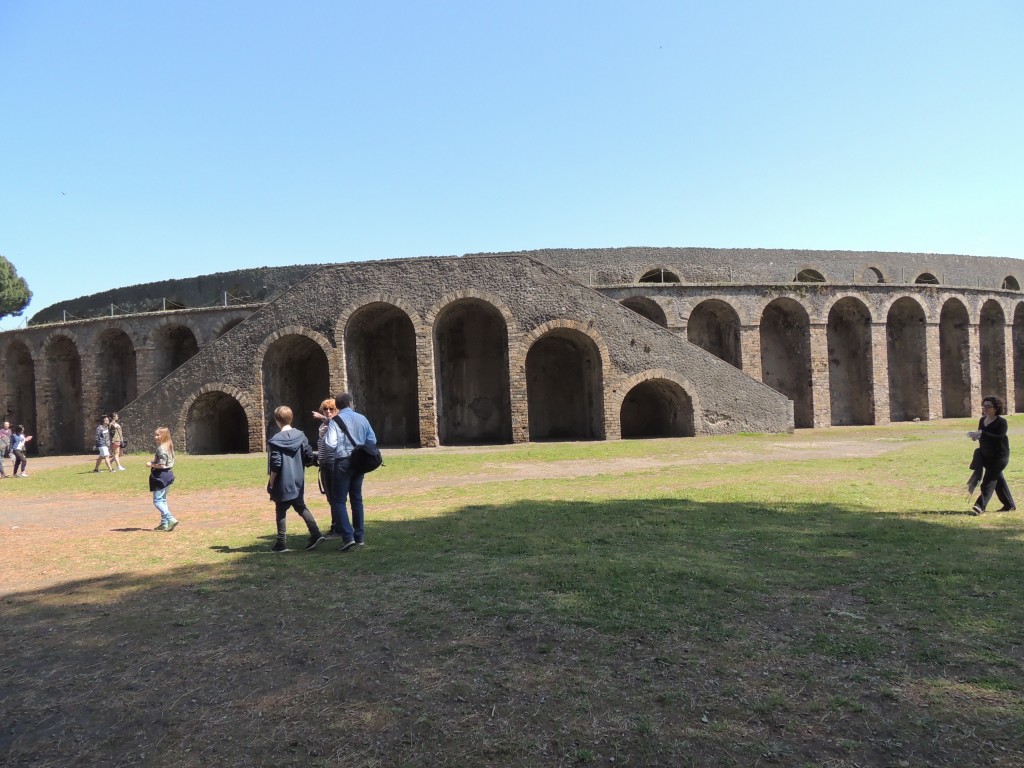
[{"xmin": 1, "ymin": 247, "xmax": 1021, "ymax": 456}]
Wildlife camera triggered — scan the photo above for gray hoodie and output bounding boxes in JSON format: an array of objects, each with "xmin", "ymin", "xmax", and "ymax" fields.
[{"xmin": 267, "ymin": 428, "xmax": 316, "ymax": 502}]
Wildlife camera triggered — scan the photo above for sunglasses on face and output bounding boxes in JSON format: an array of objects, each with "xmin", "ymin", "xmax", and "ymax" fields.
[{"xmin": 322, "ymin": 407, "xmax": 337, "ymax": 413}]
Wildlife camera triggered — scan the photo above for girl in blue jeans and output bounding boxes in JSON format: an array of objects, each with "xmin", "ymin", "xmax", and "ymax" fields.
[{"xmin": 147, "ymin": 426, "xmax": 178, "ymax": 531}]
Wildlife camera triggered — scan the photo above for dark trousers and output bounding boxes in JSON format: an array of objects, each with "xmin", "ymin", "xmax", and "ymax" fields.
[
  {"xmin": 13, "ymin": 450, "xmax": 26, "ymax": 475},
  {"xmin": 274, "ymin": 494, "xmax": 319, "ymax": 537},
  {"xmin": 329, "ymin": 457, "xmax": 366, "ymax": 543},
  {"xmin": 977, "ymin": 457, "xmax": 1015, "ymax": 511}
]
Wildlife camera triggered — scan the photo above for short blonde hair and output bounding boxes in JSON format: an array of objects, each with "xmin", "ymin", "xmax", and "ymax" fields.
[
  {"xmin": 274, "ymin": 405, "xmax": 293, "ymax": 426},
  {"xmin": 319, "ymin": 398, "xmax": 336, "ymax": 412}
]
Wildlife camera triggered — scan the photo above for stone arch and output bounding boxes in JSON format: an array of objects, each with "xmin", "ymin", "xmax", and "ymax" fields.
[
  {"xmin": 795, "ymin": 268, "xmax": 825, "ymax": 283},
  {"xmin": 639, "ymin": 268, "xmax": 681, "ymax": 284},
  {"xmin": 826, "ymin": 297, "xmax": 873, "ymax": 425},
  {"xmin": 433, "ymin": 298, "xmax": 512, "ymax": 445},
  {"xmin": 525, "ymin": 327, "xmax": 604, "ymax": 441},
  {"xmin": 345, "ymin": 302, "xmax": 420, "ymax": 447},
  {"xmin": 182, "ymin": 384, "xmax": 252, "ymax": 454},
  {"xmin": 980, "ymin": 299, "xmax": 1007, "ymax": 404},
  {"xmin": 759, "ymin": 298, "xmax": 813, "ymax": 428},
  {"xmin": 620, "ymin": 296, "xmax": 667, "ymax": 327},
  {"xmin": 151, "ymin": 322, "xmax": 200, "ymax": 382},
  {"xmin": 862, "ymin": 266, "xmax": 886, "ymax": 284},
  {"xmin": 887, "ymin": 297, "xmax": 929, "ymax": 421},
  {"xmin": 619, "ymin": 374, "xmax": 696, "ymax": 438},
  {"xmin": 1015, "ymin": 304, "xmax": 1024, "ymax": 413},
  {"xmin": 4, "ymin": 340, "xmax": 37, "ymax": 453},
  {"xmin": 1002, "ymin": 276, "xmax": 1020, "ymax": 291},
  {"xmin": 213, "ymin": 315, "xmax": 248, "ymax": 339},
  {"xmin": 940, "ymin": 298, "xmax": 972, "ymax": 418},
  {"xmin": 914, "ymin": 272, "xmax": 940, "ymax": 285},
  {"xmin": 687, "ymin": 299, "xmax": 742, "ymax": 368},
  {"xmin": 43, "ymin": 333, "xmax": 84, "ymax": 453},
  {"xmin": 260, "ymin": 328, "xmax": 332, "ymax": 446},
  {"xmin": 96, "ymin": 327, "xmax": 138, "ymax": 414}
]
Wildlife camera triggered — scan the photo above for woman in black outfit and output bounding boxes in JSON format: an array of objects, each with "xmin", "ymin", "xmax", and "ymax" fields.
[{"xmin": 969, "ymin": 395, "xmax": 1016, "ymax": 515}]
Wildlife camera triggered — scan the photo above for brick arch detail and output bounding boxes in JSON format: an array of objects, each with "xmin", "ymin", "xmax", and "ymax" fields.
[
  {"xmin": 177, "ymin": 382, "xmax": 260, "ymax": 452},
  {"xmin": 612, "ymin": 368, "xmax": 703, "ymax": 436},
  {"xmin": 335, "ymin": 295, "xmax": 426, "ymax": 341},
  {"xmin": 143, "ymin": 316, "xmax": 202, "ymax": 347},
  {"xmin": 819, "ymin": 292, "xmax": 876, "ymax": 324},
  {"xmin": 423, "ymin": 290, "xmax": 517, "ymax": 334},
  {"xmin": 751, "ymin": 294, "xmax": 814, "ymax": 323},
  {"xmin": 879, "ymin": 294, "xmax": 932, "ymax": 324},
  {"xmin": 254, "ymin": 325, "xmax": 338, "ymax": 396},
  {"xmin": 515, "ymin": 319, "xmax": 612, "ymax": 375},
  {"xmin": 682, "ymin": 295, "xmax": 750, "ymax": 327}
]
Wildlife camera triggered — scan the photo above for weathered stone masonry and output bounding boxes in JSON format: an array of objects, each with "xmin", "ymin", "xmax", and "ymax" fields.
[{"xmin": 2, "ymin": 247, "xmax": 1022, "ymax": 454}]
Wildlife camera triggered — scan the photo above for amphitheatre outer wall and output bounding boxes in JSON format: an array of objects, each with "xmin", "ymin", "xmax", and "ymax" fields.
[{"xmin": 1, "ymin": 247, "xmax": 1021, "ymax": 455}]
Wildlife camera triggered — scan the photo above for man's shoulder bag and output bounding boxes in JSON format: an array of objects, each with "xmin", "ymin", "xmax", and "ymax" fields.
[{"xmin": 333, "ymin": 414, "xmax": 383, "ymax": 474}]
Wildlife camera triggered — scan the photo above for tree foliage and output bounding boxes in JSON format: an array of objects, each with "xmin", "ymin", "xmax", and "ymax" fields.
[{"xmin": 0, "ymin": 255, "xmax": 32, "ymax": 319}]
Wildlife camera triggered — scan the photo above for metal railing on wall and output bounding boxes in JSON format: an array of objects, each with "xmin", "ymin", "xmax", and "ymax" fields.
[{"xmin": 42, "ymin": 291, "xmax": 262, "ymax": 326}]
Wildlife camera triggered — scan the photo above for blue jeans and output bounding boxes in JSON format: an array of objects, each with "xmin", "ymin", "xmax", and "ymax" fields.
[
  {"xmin": 153, "ymin": 487, "xmax": 174, "ymax": 524},
  {"xmin": 329, "ymin": 457, "xmax": 365, "ymax": 542}
]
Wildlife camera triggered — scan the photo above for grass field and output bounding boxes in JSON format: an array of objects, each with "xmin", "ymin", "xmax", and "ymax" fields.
[{"xmin": 2, "ymin": 419, "xmax": 1023, "ymax": 767}]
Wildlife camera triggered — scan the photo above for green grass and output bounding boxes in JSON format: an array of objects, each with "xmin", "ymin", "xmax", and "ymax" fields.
[{"xmin": 3, "ymin": 418, "xmax": 1024, "ymax": 766}]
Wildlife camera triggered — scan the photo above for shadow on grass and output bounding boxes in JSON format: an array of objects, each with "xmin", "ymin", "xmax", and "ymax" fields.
[{"xmin": 3, "ymin": 498, "xmax": 1023, "ymax": 767}]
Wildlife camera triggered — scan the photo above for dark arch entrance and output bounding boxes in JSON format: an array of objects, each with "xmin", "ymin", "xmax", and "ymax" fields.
[
  {"xmin": 688, "ymin": 299, "xmax": 741, "ymax": 368},
  {"xmin": 940, "ymin": 299, "xmax": 972, "ymax": 418},
  {"xmin": 346, "ymin": 303, "xmax": 420, "ymax": 447},
  {"xmin": 759, "ymin": 299, "xmax": 813, "ymax": 428},
  {"xmin": 526, "ymin": 329, "xmax": 603, "ymax": 441},
  {"xmin": 44, "ymin": 336, "xmax": 83, "ymax": 453},
  {"xmin": 620, "ymin": 379, "xmax": 694, "ymax": 438},
  {"xmin": 980, "ymin": 300, "xmax": 1007, "ymax": 403},
  {"xmin": 1014, "ymin": 304, "xmax": 1024, "ymax": 412},
  {"xmin": 153, "ymin": 325, "xmax": 199, "ymax": 382},
  {"xmin": 434, "ymin": 299, "xmax": 512, "ymax": 445},
  {"xmin": 262, "ymin": 334, "xmax": 330, "ymax": 446},
  {"xmin": 96, "ymin": 329, "xmax": 137, "ymax": 414},
  {"xmin": 186, "ymin": 392, "xmax": 249, "ymax": 454},
  {"xmin": 887, "ymin": 297, "xmax": 929, "ymax": 421},
  {"xmin": 620, "ymin": 297, "xmax": 667, "ymax": 327},
  {"xmin": 5, "ymin": 341, "xmax": 36, "ymax": 454},
  {"xmin": 827, "ymin": 298, "xmax": 873, "ymax": 425}
]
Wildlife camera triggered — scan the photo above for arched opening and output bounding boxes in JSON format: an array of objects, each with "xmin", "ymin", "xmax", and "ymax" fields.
[
  {"xmin": 639, "ymin": 268, "xmax": 681, "ymax": 284},
  {"xmin": 434, "ymin": 299, "xmax": 512, "ymax": 445},
  {"xmin": 1014, "ymin": 304, "xmax": 1024, "ymax": 413},
  {"xmin": 186, "ymin": 391, "xmax": 249, "ymax": 454},
  {"xmin": 887, "ymin": 297, "xmax": 929, "ymax": 421},
  {"xmin": 44, "ymin": 336, "xmax": 83, "ymax": 453},
  {"xmin": 620, "ymin": 379, "xmax": 694, "ymax": 438},
  {"xmin": 687, "ymin": 299, "xmax": 742, "ymax": 368},
  {"xmin": 346, "ymin": 303, "xmax": 420, "ymax": 447},
  {"xmin": 914, "ymin": 273, "xmax": 939, "ymax": 285},
  {"xmin": 620, "ymin": 297, "xmax": 667, "ymax": 328},
  {"xmin": 526, "ymin": 329, "xmax": 603, "ymax": 441},
  {"xmin": 759, "ymin": 299, "xmax": 813, "ymax": 428},
  {"xmin": 980, "ymin": 300, "xmax": 1007, "ymax": 403},
  {"xmin": 795, "ymin": 269, "xmax": 825, "ymax": 283},
  {"xmin": 152, "ymin": 325, "xmax": 199, "ymax": 382},
  {"xmin": 96, "ymin": 329, "xmax": 137, "ymax": 414},
  {"xmin": 1002, "ymin": 276, "xmax": 1020, "ymax": 291},
  {"xmin": 262, "ymin": 334, "xmax": 330, "ymax": 446},
  {"xmin": 940, "ymin": 299, "xmax": 972, "ymax": 418},
  {"xmin": 827, "ymin": 298, "xmax": 873, "ymax": 425},
  {"xmin": 863, "ymin": 267, "xmax": 885, "ymax": 284},
  {"xmin": 5, "ymin": 342, "xmax": 37, "ymax": 455}
]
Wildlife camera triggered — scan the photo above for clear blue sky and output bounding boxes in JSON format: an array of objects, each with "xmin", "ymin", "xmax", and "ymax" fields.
[{"xmin": 2, "ymin": 0, "xmax": 1022, "ymax": 329}]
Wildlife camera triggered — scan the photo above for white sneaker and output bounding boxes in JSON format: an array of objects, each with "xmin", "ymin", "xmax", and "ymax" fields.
[{"xmin": 118, "ymin": 466, "xmax": 126, "ymax": 471}]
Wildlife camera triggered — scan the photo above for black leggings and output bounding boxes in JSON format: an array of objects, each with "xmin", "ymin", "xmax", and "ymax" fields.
[
  {"xmin": 274, "ymin": 495, "xmax": 319, "ymax": 537},
  {"xmin": 13, "ymin": 450, "xmax": 26, "ymax": 475},
  {"xmin": 977, "ymin": 457, "xmax": 1015, "ymax": 511}
]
